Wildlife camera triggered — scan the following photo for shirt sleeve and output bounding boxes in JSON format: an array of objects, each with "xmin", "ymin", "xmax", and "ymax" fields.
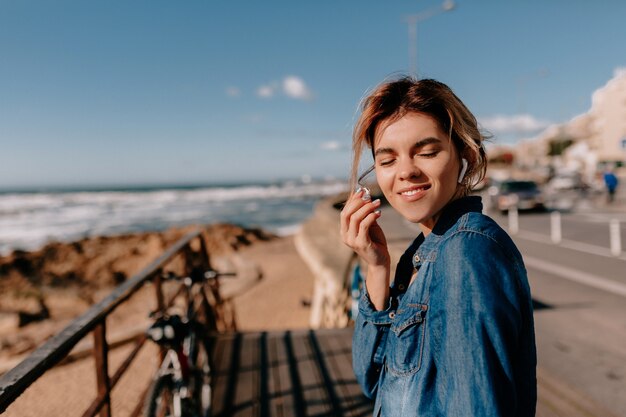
[
  {"xmin": 430, "ymin": 231, "xmax": 527, "ymax": 416},
  {"xmin": 352, "ymin": 234, "xmax": 424, "ymax": 399},
  {"xmin": 352, "ymin": 290, "xmax": 394, "ymax": 399}
]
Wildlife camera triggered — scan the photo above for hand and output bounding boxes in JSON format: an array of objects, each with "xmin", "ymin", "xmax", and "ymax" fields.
[{"xmin": 340, "ymin": 189, "xmax": 390, "ymax": 268}]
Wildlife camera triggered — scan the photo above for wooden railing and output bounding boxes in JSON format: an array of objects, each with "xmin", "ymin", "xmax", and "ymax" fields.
[{"xmin": 0, "ymin": 229, "xmax": 226, "ymax": 416}]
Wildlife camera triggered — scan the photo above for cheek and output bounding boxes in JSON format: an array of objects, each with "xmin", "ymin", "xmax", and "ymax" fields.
[
  {"xmin": 375, "ymin": 170, "xmax": 393, "ymax": 190},
  {"xmin": 427, "ymin": 158, "xmax": 458, "ymax": 184},
  {"xmin": 437, "ymin": 165, "xmax": 454, "ymax": 180},
  {"xmin": 375, "ymin": 171, "xmax": 395, "ymax": 200}
]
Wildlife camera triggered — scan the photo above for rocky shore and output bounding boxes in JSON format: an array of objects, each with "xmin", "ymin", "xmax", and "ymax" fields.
[
  {"xmin": 0, "ymin": 219, "xmax": 319, "ymax": 415},
  {"xmin": 0, "ymin": 223, "xmax": 276, "ymax": 363}
]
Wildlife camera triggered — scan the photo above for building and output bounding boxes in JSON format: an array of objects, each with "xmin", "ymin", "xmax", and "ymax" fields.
[
  {"xmin": 514, "ymin": 68, "xmax": 626, "ymax": 180},
  {"xmin": 588, "ymin": 68, "xmax": 626, "ymax": 168}
]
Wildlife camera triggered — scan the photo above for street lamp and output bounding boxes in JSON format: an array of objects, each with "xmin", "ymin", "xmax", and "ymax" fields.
[{"xmin": 405, "ymin": 0, "xmax": 456, "ymax": 77}]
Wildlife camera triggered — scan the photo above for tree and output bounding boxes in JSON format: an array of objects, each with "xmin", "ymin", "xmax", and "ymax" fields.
[{"xmin": 547, "ymin": 137, "xmax": 574, "ymax": 157}]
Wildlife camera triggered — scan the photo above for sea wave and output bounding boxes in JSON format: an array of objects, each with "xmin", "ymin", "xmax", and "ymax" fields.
[{"xmin": 0, "ymin": 181, "xmax": 348, "ymax": 255}]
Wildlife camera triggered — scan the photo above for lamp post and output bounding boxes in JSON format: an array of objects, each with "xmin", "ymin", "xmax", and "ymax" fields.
[{"xmin": 405, "ymin": 0, "xmax": 456, "ymax": 77}]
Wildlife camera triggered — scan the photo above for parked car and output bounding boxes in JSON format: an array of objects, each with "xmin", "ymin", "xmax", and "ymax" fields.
[
  {"xmin": 546, "ymin": 172, "xmax": 588, "ymax": 191},
  {"xmin": 488, "ymin": 180, "xmax": 545, "ymax": 212}
]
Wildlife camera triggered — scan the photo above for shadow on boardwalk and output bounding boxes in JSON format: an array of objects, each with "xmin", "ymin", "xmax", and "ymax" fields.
[{"xmin": 210, "ymin": 328, "xmax": 373, "ymax": 417}]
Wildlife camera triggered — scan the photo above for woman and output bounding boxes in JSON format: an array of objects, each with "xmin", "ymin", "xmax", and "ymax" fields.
[{"xmin": 340, "ymin": 77, "xmax": 536, "ymax": 416}]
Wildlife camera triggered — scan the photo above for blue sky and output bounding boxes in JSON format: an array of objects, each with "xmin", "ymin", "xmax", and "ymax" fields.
[{"xmin": 1, "ymin": 0, "xmax": 625, "ymax": 188}]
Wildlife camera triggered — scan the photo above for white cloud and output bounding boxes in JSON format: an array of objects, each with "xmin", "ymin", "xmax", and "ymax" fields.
[
  {"xmin": 226, "ymin": 86, "xmax": 241, "ymax": 97},
  {"xmin": 320, "ymin": 141, "xmax": 347, "ymax": 151},
  {"xmin": 321, "ymin": 141, "xmax": 341, "ymax": 151},
  {"xmin": 257, "ymin": 84, "xmax": 275, "ymax": 98},
  {"xmin": 256, "ymin": 76, "xmax": 314, "ymax": 100},
  {"xmin": 479, "ymin": 114, "xmax": 551, "ymax": 134},
  {"xmin": 282, "ymin": 76, "xmax": 313, "ymax": 100}
]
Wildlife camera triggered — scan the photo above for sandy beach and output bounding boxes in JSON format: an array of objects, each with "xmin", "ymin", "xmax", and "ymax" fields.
[
  {"xmin": 0, "ymin": 224, "xmax": 316, "ymax": 416},
  {"xmin": 229, "ymin": 235, "xmax": 314, "ymax": 331}
]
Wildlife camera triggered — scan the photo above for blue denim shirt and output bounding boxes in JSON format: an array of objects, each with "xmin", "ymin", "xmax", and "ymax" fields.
[{"xmin": 353, "ymin": 196, "xmax": 536, "ymax": 417}]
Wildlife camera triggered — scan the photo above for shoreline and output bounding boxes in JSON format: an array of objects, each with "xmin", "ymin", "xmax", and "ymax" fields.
[
  {"xmin": 0, "ymin": 221, "xmax": 302, "ymax": 258},
  {"xmin": 0, "ymin": 188, "xmax": 349, "ymax": 371},
  {"xmin": 0, "ymin": 179, "xmax": 349, "ymax": 256}
]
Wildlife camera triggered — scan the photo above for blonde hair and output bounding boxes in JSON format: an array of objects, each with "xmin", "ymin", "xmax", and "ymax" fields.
[{"xmin": 351, "ymin": 77, "xmax": 488, "ymax": 195}]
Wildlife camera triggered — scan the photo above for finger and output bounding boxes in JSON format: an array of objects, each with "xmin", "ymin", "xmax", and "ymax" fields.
[
  {"xmin": 340, "ymin": 189, "xmax": 367, "ymax": 235},
  {"xmin": 358, "ymin": 209, "xmax": 382, "ymax": 234},
  {"xmin": 355, "ymin": 210, "xmax": 383, "ymax": 248},
  {"xmin": 346, "ymin": 199, "xmax": 381, "ymax": 242}
]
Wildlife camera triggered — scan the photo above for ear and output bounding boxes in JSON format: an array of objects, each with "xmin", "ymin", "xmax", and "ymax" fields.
[{"xmin": 458, "ymin": 158, "xmax": 469, "ymax": 183}]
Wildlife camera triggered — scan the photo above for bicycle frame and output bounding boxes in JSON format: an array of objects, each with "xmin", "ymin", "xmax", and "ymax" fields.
[
  {"xmin": 155, "ymin": 350, "xmax": 186, "ymax": 417},
  {"xmin": 144, "ymin": 268, "xmax": 228, "ymax": 417}
]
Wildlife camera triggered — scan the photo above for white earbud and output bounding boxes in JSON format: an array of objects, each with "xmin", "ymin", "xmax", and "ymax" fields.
[{"xmin": 458, "ymin": 158, "xmax": 468, "ymax": 183}]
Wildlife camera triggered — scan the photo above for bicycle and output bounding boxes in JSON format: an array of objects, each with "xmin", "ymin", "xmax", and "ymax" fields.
[
  {"xmin": 143, "ymin": 267, "xmax": 235, "ymax": 417},
  {"xmin": 345, "ymin": 254, "xmax": 365, "ymax": 323}
]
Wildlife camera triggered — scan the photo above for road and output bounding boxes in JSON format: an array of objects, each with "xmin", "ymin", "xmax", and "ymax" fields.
[
  {"xmin": 377, "ymin": 197, "xmax": 626, "ymax": 417},
  {"xmin": 492, "ymin": 208, "xmax": 626, "ymax": 417}
]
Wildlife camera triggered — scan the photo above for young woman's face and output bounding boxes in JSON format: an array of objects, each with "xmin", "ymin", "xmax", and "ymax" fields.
[{"xmin": 373, "ymin": 112, "xmax": 461, "ymax": 235}]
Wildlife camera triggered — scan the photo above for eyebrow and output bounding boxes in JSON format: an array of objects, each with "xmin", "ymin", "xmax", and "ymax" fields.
[{"xmin": 374, "ymin": 137, "xmax": 442, "ymax": 157}]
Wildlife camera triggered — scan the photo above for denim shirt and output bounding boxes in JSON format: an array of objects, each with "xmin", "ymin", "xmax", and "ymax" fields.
[{"xmin": 353, "ymin": 196, "xmax": 536, "ymax": 417}]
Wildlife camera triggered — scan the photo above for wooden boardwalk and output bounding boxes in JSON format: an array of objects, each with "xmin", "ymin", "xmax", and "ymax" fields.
[
  {"xmin": 209, "ymin": 327, "xmax": 620, "ymax": 417},
  {"xmin": 209, "ymin": 328, "xmax": 373, "ymax": 417}
]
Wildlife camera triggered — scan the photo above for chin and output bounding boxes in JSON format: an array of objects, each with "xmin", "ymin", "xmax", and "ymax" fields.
[
  {"xmin": 402, "ymin": 212, "xmax": 432, "ymax": 224},
  {"xmin": 391, "ymin": 195, "xmax": 446, "ymax": 226},
  {"xmin": 392, "ymin": 203, "xmax": 432, "ymax": 224}
]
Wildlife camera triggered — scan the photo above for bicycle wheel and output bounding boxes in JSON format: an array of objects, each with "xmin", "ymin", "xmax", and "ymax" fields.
[
  {"xmin": 188, "ymin": 333, "xmax": 212, "ymax": 417},
  {"xmin": 143, "ymin": 375, "xmax": 181, "ymax": 417}
]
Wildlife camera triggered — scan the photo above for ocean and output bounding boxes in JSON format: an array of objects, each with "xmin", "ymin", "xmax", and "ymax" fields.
[{"xmin": 0, "ymin": 179, "xmax": 349, "ymax": 255}]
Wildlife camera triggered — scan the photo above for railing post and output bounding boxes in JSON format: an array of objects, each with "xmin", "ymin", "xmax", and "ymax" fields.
[
  {"xmin": 197, "ymin": 234, "xmax": 214, "ymax": 326},
  {"xmin": 610, "ymin": 219, "xmax": 622, "ymax": 256},
  {"xmin": 551, "ymin": 211, "xmax": 562, "ymax": 244},
  {"xmin": 154, "ymin": 271, "xmax": 165, "ymax": 313},
  {"xmin": 93, "ymin": 321, "xmax": 111, "ymax": 417},
  {"xmin": 508, "ymin": 206, "xmax": 519, "ymax": 235},
  {"xmin": 152, "ymin": 272, "xmax": 167, "ymax": 362},
  {"xmin": 0, "ymin": 230, "xmax": 203, "ymax": 415},
  {"xmin": 198, "ymin": 232, "xmax": 212, "ymax": 269},
  {"xmin": 182, "ymin": 244, "xmax": 194, "ymax": 277}
]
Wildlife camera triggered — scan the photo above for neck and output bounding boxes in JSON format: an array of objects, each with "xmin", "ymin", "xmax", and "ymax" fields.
[{"xmin": 418, "ymin": 190, "xmax": 468, "ymax": 236}]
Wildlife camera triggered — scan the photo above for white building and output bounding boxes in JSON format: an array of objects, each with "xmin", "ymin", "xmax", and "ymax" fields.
[
  {"xmin": 588, "ymin": 68, "xmax": 626, "ymax": 167},
  {"xmin": 515, "ymin": 68, "xmax": 626, "ymax": 177}
]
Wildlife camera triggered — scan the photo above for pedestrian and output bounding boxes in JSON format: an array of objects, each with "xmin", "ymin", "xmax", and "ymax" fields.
[
  {"xmin": 603, "ymin": 168, "xmax": 618, "ymax": 203},
  {"xmin": 340, "ymin": 77, "xmax": 537, "ymax": 416}
]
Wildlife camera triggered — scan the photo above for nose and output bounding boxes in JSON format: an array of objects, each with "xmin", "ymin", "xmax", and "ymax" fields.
[{"xmin": 398, "ymin": 157, "xmax": 421, "ymax": 181}]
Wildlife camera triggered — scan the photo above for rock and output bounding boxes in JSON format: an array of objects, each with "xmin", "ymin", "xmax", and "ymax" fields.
[
  {"xmin": 0, "ymin": 223, "xmax": 276, "ymax": 359},
  {"xmin": 0, "ymin": 313, "xmax": 19, "ymax": 334}
]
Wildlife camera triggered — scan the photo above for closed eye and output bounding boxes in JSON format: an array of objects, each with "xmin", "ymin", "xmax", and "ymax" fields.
[{"xmin": 378, "ymin": 159, "xmax": 395, "ymax": 166}]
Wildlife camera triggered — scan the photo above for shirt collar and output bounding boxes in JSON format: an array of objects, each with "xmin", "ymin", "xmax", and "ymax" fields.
[{"xmin": 412, "ymin": 196, "xmax": 483, "ymax": 269}]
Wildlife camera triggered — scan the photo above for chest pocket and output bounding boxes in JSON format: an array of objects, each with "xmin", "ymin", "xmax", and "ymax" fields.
[{"xmin": 387, "ymin": 303, "xmax": 428, "ymax": 376}]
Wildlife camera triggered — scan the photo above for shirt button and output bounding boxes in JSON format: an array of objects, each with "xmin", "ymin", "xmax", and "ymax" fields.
[
  {"xmin": 389, "ymin": 312, "xmax": 396, "ymax": 319},
  {"xmin": 398, "ymin": 284, "xmax": 405, "ymax": 291},
  {"xmin": 414, "ymin": 254, "xmax": 420, "ymax": 263}
]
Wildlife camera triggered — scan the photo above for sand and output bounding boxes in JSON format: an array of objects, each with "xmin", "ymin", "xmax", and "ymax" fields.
[
  {"xmin": 1, "ymin": 233, "xmax": 315, "ymax": 416},
  {"xmin": 229, "ymin": 235, "xmax": 314, "ymax": 331}
]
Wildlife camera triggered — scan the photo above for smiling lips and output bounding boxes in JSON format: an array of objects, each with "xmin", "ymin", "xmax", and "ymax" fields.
[{"xmin": 398, "ymin": 184, "xmax": 431, "ymax": 200}]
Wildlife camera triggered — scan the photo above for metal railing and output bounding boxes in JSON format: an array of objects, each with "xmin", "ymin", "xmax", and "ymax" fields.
[{"xmin": 0, "ymin": 229, "xmax": 228, "ymax": 416}]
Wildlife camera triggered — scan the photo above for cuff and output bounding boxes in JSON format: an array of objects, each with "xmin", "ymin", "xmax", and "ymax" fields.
[{"xmin": 358, "ymin": 290, "xmax": 396, "ymax": 325}]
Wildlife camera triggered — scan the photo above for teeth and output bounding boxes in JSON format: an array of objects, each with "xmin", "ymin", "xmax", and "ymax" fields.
[{"xmin": 401, "ymin": 189, "xmax": 422, "ymax": 196}]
